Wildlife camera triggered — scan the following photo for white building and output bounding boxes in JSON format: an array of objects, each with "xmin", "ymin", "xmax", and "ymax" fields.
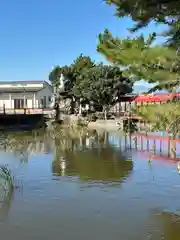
[{"xmin": 0, "ymin": 80, "xmax": 53, "ymax": 109}]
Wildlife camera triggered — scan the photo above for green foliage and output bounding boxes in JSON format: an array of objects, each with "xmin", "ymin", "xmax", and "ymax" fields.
[
  {"xmin": 71, "ymin": 54, "xmax": 95, "ymax": 77},
  {"xmin": 86, "ymin": 113, "xmax": 97, "ymax": 122},
  {"xmin": 49, "ymin": 54, "xmax": 95, "ymax": 99},
  {"xmin": 72, "ymin": 63, "xmax": 133, "ymax": 116},
  {"xmin": 49, "ymin": 54, "xmax": 133, "ymax": 117},
  {"xmin": 105, "ymin": 0, "xmax": 180, "ymax": 47},
  {"xmin": 49, "ymin": 65, "xmax": 62, "ymax": 86},
  {"xmin": 95, "ymin": 112, "xmax": 104, "ymax": 120},
  {"xmin": 97, "ymin": 30, "xmax": 180, "ymax": 92},
  {"xmin": 134, "ymin": 103, "xmax": 180, "ymax": 137}
]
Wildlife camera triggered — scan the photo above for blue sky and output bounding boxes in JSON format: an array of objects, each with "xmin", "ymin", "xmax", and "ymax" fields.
[{"xmin": 0, "ymin": 0, "xmax": 167, "ymax": 82}]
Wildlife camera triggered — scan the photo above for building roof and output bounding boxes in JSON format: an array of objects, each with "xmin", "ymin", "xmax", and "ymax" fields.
[
  {"xmin": 0, "ymin": 80, "xmax": 51, "ymax": 85},
  {"xmin": 120, "ymin": 93, "xmax": 180, "ymax": 102},
  {"xmin": 134, "ymin": 93, "xmax": 180, "ymax": 102},
  {"xmin": 0, "ymin": 80, "xmax": 53, "ymax": 93},
  {"xmin": 0, "ymin": 88, "xmax": 44, "ymax": 93}
]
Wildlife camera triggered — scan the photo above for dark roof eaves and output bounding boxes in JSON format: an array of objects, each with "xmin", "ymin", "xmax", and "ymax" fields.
[
  {"xmin": 0, "ymin": 80, "xmax": 52, "ymax": 86},
  {"xmin": 0, "ymin": 88, "xmax": 43, "ymax": 93}
]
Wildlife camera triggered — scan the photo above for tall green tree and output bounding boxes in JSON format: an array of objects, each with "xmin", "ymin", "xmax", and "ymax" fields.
[
  {"xmin": 105, "ymin": 0, "xmax": 180, "ymax": 47},
  {"xmin": 48, "ymin": 55, "xmax": 96, "ymax": 113},
  {"xmin": 73, "ymin": 63, "xmax": 133, "ymax": 119},
  {"xmin": 49, "ymin": 55, "xmax": 95, "ymax": 95},
  {"xmin": 71, "ymin": 54, "xmax": 95, "ymax": 76},
  {"xmin": 49, "ymin": 66, "xmax": 62, "ymax": 86},
  {"xmin": 97, "ymin": 30, "xmax": 180, "ymax": 92},
  {"xmin": 97, "ymin": 31, "xmax": 180, "ymax": 135}
]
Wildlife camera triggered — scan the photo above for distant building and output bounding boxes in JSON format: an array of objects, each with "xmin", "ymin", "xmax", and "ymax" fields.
[{"xmin": 0, "ymin": 80, "xmax": 53, "ymax": 109}]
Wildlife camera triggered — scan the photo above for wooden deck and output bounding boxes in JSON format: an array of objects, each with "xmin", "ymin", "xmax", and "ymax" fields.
[{"xmin": 0, "ymin": 108, "xmax": 54, "ymax": 115}]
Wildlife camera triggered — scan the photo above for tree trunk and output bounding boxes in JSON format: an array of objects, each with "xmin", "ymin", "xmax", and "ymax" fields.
[
  {"xmin": 103, "ymin": 106, "xmax": 107, "ymax": 120},
  {"xmin": 70, "ymin": 97, "xmax": 75, "ymax": 114},
  {"xmin": 54, "ymin": 100, "xmax": 60, "ymax": 122},
  {"xmin": 79, "ymin": 103, "xmax": 82, "ymax": 116}
]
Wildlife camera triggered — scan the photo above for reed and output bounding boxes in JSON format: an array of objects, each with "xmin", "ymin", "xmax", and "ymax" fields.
[{"xmin": 0, "ymin": 165, "xmax": 14, "ymax": 191}]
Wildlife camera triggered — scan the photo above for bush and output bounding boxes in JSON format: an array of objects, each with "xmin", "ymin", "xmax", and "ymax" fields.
[
  {"xmin": 95, "ymin": 112, "xmax": 104, "ymax": 119},
  {"xmin": 95, "ymin": 112, "xmax": 115, "ymax": 120},
  {"xmin": 87, "ymin": 113, "xmax": 97, "ymax": 122}
]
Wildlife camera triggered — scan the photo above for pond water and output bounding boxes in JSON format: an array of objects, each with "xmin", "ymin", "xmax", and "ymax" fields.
[{"xmin": 0, "ymin": 129, "xmax": 180, "ymax": 240}]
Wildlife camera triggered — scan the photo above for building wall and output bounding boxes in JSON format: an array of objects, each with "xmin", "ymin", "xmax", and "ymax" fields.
[
  {"xmin": 0, "ymin": 92, "xmax": 36, "ymax": 109},
  {"xmin": 0, "ymin": 85, "xmax": 53, "ymax": 109},
  {"xmin": 35, "ymin": 85, "xmax": 53, "ymax": 108}
]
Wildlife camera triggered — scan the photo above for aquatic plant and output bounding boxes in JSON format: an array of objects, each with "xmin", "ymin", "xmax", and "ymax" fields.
[{"xmin": 0, "ymin": 165, "xmax": 14, "ymax": 192}]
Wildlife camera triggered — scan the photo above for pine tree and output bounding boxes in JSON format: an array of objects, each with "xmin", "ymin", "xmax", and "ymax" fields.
[
  {"xmin": 97, "ymin": 30, "xmax": 180, "ymax": 92},
  {"xmin": 105, "ymin": 0, "xmax": 180, "ymax": 47}
]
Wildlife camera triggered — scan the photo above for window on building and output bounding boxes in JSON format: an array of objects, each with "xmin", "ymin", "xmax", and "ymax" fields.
[
  {"xmin": 41, "ymin": 99, "xmax": 44, "ymax": 106},
  {"xmin": 14, "ymin": 99, "xmax": 24, "ymax": 109},
  {"xmin": 43, "ymin": 96, "xmax": 46, "ymax": 108},
  {"xmin": 48, "ymin": 96, "xmax": 51, "ymax": 102}
]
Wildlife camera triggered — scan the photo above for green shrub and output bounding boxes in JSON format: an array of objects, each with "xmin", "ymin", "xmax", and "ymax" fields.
[
  {"xmin": 96, "ymin": 112, "xmax": 104, "ymax": 119},
  {"xmin": 95, "ymin": 112, "xmax": 115, "ymax": 120},
  {"xmin": 87, "ymin": 113, "xmax": 97, "ymax": 122}
]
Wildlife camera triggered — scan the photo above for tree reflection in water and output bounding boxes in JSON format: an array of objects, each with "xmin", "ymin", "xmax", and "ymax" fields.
[
  {"xmin": 52, "ymin": 131, "xmax": 133, "ymax": 184},
  {"xmin": 0, "ymin": 128, "xmax": 133, "ymax": 185},
  {"xmin": 161, "ymin": 211, "xmax": 180, "ymax": 239},
  {"xmin": 148, "ymin": 210, "xmax": 180, "ymax": 239}
]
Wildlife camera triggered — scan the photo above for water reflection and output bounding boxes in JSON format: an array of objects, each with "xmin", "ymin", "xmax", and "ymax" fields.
[
  {"xmin": 50, "ymin": 130, "xmax": 133, "ymax": 183},
  {"xmin": 0, "ymin": 128, "xmax": 180, "ymax": 239},
  {"xmin": 160, "ymin": 211, "xmax": 180, "ymax": 239},
  {"xmin": 52, "ymin": 135, "xmax": 133, "ymax": 183},
  {"xmin": 149, "ymin": 210, "xmax": 180, "ymax": 239},
  {"xmin": 0, "ymin": 188, "xmax": 13, "ymax": 221},
  {"xmin": 0, "ymin": 127, "xmax": 96, "ymax": 157},
  {"xmin": 0, "ymin": 130, "xmax": 54, "ymax": 157}
]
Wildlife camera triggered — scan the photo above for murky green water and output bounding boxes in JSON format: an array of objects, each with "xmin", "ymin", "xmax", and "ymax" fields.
[{"xmin": 0, "ymin": 128, "xmax": 180, "ymax": 240}]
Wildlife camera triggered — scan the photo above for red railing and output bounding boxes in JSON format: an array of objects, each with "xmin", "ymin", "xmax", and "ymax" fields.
[
  {"xmin": 131, "ymin": 133, "xmax": 180, "ymax": 160},
  {"xmin": 0, "ymin": 107, "xmax": 46, "ymax": 115}
]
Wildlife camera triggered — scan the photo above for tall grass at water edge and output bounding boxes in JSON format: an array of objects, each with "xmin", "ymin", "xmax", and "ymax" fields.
[{"xmin": 0, "ymin": 165, "xmax": 14, "ymax": 193}]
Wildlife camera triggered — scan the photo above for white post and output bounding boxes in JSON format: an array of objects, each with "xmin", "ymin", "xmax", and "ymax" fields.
[
  {"xmin": 33, "ymin": 93, "xmax": 36, "ymax": 108},
  {"xmin": 24, "ymin": 95, "xmax": 26, "ymax": 108},
  {"xmin": 9, "ymin": 93, "xmax": 11, "ymax": 109}
]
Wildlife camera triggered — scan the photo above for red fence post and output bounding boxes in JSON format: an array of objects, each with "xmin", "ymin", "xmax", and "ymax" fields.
[
  {"xmin": 147, "ymin": 139, "xmax": 149, "ymax": 152},
  {"xmin": 160, "ymin": 140, "xmax": 162, "ymax": 153},
  {"xmin": 140, "ymin": 135, "xmax": 143, "ymax": 150},
  {"xmin": 153, "ymin": 139, "xmax": 156, "ymax": 153},
  {"xmin": 168, "ymin": 138, "xmax": 170, "ymax": 157}
]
